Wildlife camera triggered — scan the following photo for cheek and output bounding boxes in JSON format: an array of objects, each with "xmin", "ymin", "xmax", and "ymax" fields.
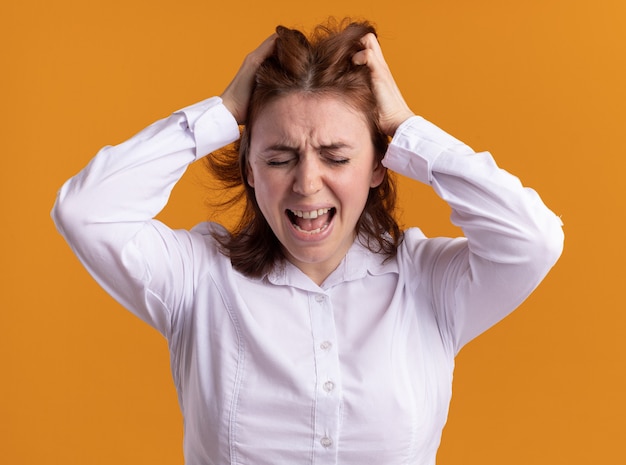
[
  {"xmin": 353, "ymin": 164, "xmax": 380, "ymax": 191},
  {"xmin": 333, "ymin": 173, "xmax": 371, "ymax": 209},
  {"xmin": 250, "ymin": 172, "xmax": 280, "ymax": 211}
]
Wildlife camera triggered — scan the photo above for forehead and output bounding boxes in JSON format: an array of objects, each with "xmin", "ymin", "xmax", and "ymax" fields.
[{"xmin": 250, "ymin": 93, "xmax": 371, "ymax": 146}]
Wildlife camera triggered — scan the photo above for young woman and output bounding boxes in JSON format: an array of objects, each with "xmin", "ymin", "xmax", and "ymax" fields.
[{"xmin": 52, "ymin": 20, "xmax": 563, "ymax": 465}]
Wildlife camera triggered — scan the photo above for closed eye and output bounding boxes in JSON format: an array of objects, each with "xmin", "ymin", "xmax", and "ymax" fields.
[
  {"xmin": 266, "ymin": 158, "xmax": 294, "ymax": 167},
  {"xmin": 267, "ymin": 157, "xmax": 348, "ymax": 167},
  {"xmin": 319, "ymin": 145, "xmax": 351, "ymax": 166},
  {"xmin": 261, "ymin": 145, "xmax": 299, "ymax": 167},
  {"xmin": 325, "ymin": 157, "xmax": 350, "ymax": 165}
]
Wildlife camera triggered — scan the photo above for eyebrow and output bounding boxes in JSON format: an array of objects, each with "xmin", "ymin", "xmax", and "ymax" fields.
[
  {"xmin": 262, "ymin": 144, "xmax": 298, "ymax": 154},
  {"xmin": 262, "ymin": 142, "xmax": 352, "ymax": 154}
]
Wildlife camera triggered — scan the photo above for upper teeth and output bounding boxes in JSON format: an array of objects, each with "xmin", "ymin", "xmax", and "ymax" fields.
[{"xmin": 290, "ymin": 208, "xmax": 331, "ymax": 219}]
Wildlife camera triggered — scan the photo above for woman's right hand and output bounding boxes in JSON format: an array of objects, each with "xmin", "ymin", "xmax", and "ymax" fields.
[{"xmin": 221, "ymin": 34, "xmax": 277, "ymax": 125}]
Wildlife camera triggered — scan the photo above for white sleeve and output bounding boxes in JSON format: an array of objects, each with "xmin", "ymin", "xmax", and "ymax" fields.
[
  {"xmin": 384, "ymin": 116, "xmax": 564, "ymax": 352},
  {"xmin": 51, "ymin": 97, "xmax": 240, "ymax": 335}
]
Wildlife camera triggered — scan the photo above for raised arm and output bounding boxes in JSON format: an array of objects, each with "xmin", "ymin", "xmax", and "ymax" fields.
[
  {"xmin": 52, "ymin": 36, "xmax": 275, "ymax": 334},
  {"xmin": 355, "ymin": 33, "xmax": 564, "ymax": 351}
]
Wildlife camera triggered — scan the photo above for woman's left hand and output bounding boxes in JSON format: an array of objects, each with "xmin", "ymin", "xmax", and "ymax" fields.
[{"xmin": 352, "ymin": 33, "xmax": 415, "ymax": 137}]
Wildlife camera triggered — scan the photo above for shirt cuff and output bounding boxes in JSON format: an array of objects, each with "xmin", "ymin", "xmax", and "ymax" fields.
[
  {"xmin": 383, "ymin": 115, "xmax": 473, "ymax": 184},
  {"xmin": 175, "ymin": 97, "xmax": 241, "ymax": 159}
]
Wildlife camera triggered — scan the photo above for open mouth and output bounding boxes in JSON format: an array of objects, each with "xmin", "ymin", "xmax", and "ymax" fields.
[{"xmin": 286, "ymin": 207, "xmax": 336, "ymax": 235}]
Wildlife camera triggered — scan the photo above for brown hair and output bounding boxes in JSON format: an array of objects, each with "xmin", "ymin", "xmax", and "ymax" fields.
[{"xmin": 208, "ymin": 19, "xmax": 402, "ymax": 277}]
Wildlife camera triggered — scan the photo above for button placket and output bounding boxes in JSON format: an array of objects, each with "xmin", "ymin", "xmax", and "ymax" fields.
[{"xmin": 309, "ymin": 292, "xmax": 341, "ymax": 460}]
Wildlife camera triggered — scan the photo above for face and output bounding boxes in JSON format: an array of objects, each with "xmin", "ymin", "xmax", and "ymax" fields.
[{"xmin": 247, "ymin": 93, "xmax": 385, "ymax": 285}]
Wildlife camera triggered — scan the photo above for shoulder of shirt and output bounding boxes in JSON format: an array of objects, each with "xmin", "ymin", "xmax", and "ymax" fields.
[
  {"xmin": 190, "ymin": 220, "xmax": 228, "ymax": 237},
  {"xmin": 350, "ymin": 227, "xmax": 429, "ymax": 278},
  {"xmin": 187, "ymin": 221, "xmax": 233, "ymax": 269},
  {"xmin": 188, "ymin": 221, "xmax": 277, "ymax": 285}
]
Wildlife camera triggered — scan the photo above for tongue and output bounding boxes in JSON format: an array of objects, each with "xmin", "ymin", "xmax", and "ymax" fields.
[{"xmin": 295, "ymin": 212, "xmax": 330, "ymax": 231}]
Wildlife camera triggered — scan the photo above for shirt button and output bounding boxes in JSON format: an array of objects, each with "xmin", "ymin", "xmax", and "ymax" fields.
[
  {"xmin": 320, "ymin": 341, "xmax": 332, "ymax": 351},
  {"xmin": 323, "ymin": 381, "xmax": 335, "ymax": 392},
  {"xmin": 315, "ymin": 294, "xmax": 325, "ymax": 303},
  {"xmin": 320, "ymin": 436, "xmax": 333, "ymax": 448}
]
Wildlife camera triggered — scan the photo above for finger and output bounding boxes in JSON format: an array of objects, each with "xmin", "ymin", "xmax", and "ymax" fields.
[
  {"xmin": 222, "ymin": 33, "xmax": 277, "ymax": 123},
  {"xmin": 241, "ymin": 33, "xmax": 277, "ymax": 71},
  {"xmin": 250, "ymin": 33, "xmax": 278, "ymax": 63},
  {"xmin": 352, "ymin": 49, "xmax": 370, "ymax": 66},
  {"xmin": 352, "ymin": 33, "xmax": 379, "ymax": 65},
  {"xmin": 354, "ymin": 35, "xmax": 389, "ymax": 75},
  {"xmin": 356, "ymin": 33, "xmax": 414, "ymax": 135},
  {"xmin": 359, "ymin": 33, "xmax": 385, "ymax": 61},
  {"xmin": 359, "ymin": 33, "xmax": 380, "ymax": 50}
]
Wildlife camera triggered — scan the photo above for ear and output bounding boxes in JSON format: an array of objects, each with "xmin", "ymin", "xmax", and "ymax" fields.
[
  {"xmin": 246, "ymin": 163, "xmax": 255, "ymax": 188},
  {"xmin": 370, "ymin": 161, "xmax": 385, "ymax": 188}
]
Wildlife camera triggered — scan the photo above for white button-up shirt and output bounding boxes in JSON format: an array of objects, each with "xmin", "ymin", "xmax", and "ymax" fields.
[{"xmin": 52, "ymin": 97, "xmax": 563, "ymax": 465}]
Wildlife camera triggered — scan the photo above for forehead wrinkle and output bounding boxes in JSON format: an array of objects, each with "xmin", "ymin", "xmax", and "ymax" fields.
[
  {"xmin": 259, "ymin": 127, "xmax": 348, "ymax": 152},
  {"xmin": 251, "ymin": 93, "xmax": 368, "ymax": 156},
  {"xmin": 272, "ymin": 105, "xmax": 351, "ymax": 146},
  {"xmin": 259, "ymin": 132, "xmax": 304, "ymax": 154},
  {"xmin": 260, "ymin": 140, "xmax": 353, "ymax": 157}
]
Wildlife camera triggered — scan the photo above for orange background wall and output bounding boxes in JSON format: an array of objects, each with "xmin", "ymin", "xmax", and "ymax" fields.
[{"xmin": 2, "ymin": 0, "xmax": 624, "ymax": 463}]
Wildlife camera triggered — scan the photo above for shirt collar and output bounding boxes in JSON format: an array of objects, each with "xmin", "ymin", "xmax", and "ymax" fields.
[{"xmin": 264, "ymin": 236, "xmax": 399, "ymax": 292}]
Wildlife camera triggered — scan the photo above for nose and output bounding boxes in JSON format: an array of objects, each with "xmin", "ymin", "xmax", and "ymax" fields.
[{"xmin": 292, "ymin": 154, "xmax": 323, "ymax": 196}]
